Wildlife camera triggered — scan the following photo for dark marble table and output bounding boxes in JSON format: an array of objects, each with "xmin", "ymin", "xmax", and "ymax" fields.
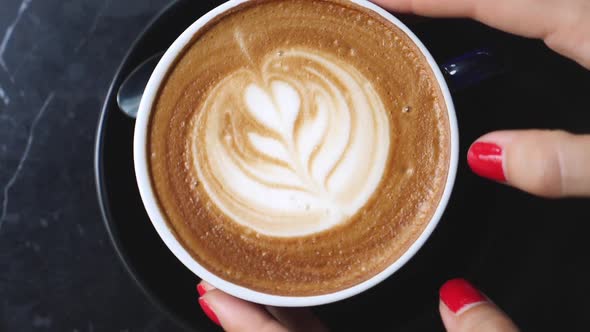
[{"xmin": 0, "ymin": 0, "xmax": 182, "ymax": 330}]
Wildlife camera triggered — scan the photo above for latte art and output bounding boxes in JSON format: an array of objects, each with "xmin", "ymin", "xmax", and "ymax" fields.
[{"xmin": 192, "ymin": 48, "xmax": 390, "ymax": 236}]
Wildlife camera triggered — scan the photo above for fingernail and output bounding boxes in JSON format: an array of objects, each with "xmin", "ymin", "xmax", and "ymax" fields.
[
  {"xmin": 440, "ymin": 278, "xmax": 487, "ymax": 315},
  {"xmin": 199, "ymin": 297, "xmax": 221, "ymax": 326},
  {"xmin": 467, "ymin": 142, "xmax": 506, "ymax": 182},
  {"xmin": 197, "ymin": 283, "xmax": 207, "ymax": 297}
]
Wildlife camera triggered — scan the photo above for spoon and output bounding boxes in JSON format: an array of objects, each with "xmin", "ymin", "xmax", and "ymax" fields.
[{"xmin": 117, "ymin": 52, "xmax": 163, "ymax": 118}]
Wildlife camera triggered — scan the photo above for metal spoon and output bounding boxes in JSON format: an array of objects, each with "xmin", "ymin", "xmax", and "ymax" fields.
[{"xmin": 117, "ymin": 52, "xmax": 163, "ymax": 118}]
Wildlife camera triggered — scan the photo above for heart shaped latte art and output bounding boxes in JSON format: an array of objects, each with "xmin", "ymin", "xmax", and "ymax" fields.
[{"xmin": 191, "ymin": 48, "xmax": 390, "ymax": 237}]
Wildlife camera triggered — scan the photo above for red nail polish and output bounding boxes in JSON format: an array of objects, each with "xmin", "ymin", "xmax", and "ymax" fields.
[
  {"xmin": 197, "ymin": 283, "xmax": 207, "ymax": 297},
  {"xmin": 199, "ymin": 297, "xmax": 221, "ymax": 326},
  {"xmin": 440, "ymin": 278, "xmax": 487, "ymax": 314},
  {"xmin": 467, "ymin": 142, "xmax": 506, "ymax": 182}
]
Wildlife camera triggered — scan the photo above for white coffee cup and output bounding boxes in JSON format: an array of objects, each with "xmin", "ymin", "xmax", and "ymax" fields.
[{"xmin": 134, "ymin": 0, "xmax": 459, "ymax": 307}]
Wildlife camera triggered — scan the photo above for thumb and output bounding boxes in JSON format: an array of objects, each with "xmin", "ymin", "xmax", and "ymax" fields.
[
  {"xmin": 439, "ymin": 278, "xmax": 519, "ymax": 332},
  {"xmin": 196, "ymin": 281, "xmax": 326, "ymax": 332},
  {"xmin": 467, "ymin": 130, "xmax": 590, "ymax": 198}
]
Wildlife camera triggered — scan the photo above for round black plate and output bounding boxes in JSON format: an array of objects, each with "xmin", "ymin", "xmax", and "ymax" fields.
[{"xmin": 95, "ymin": 1, "xmax": 590, "ymax": 331}]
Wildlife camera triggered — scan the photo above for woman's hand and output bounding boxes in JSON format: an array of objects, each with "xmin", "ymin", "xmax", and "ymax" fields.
[
  {"xmin": 372, "ymin": 0, "xmax": 590, "ymax": 69},
  {"xmin": 196, "ymin": 0, "xmax": 590, "ymax": 331}
]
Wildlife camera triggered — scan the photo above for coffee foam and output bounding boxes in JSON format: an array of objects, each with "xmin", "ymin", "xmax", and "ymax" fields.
[
  {"xmin": 192, "ymin": 46, "xmax": 390, "ymax": 237},
  {"xmin": 148, "ymin": 0, "xmax": 450, "ymax": 296}
]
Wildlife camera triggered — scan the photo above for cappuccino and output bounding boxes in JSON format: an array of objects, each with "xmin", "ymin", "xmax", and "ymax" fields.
[{"xmin": 148, "ymin": 0, "xmax": 450, "ymax": 296}]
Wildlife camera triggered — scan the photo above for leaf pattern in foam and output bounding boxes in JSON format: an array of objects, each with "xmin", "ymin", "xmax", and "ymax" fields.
[{"xmin": 241, "ymin": 80, "xmax": 316, "ymax": 190}]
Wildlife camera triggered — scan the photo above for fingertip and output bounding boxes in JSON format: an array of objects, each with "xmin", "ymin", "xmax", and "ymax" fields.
[
  {"xmin": 197, "ymin": 280, "xmax": 215, "ymax": 297},
  {"xmin": 439, "ymin": 278, "xmax": 488, "ymax": 315},
  {"xmin": 467, "ymin": 141, "xmax": 507, "ymax": 182},
  {"xmin": 438, "ymin": 279, "xmax": 519, "ymax": 332},
  {"xmin": 438, "ymin": 279, "xmax": 488, "ymax": 332},
  {"xmin": 467, "ymin": 131, "xmax": 521, "ymax": 183}
]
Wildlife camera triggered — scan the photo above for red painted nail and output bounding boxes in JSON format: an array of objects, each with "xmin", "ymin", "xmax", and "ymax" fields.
[
  {"xmin": 467, "ymin": 142, "xmax": 506, "ymax": 182},
  {"xmin": 440, "ymin": 278, "xmax": 487, "ymax": 314},
  {"xmin": 199, "ymin": 297, "xmax": 221, "ymax": 326},
  {"xmin": 197, "ymin": 283, "xmax": 207, "ymax": 297}
]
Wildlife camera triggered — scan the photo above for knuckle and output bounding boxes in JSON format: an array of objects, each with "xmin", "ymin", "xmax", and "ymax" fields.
[
  {"xmin": 528, "ymin": 150, "xmax": 563, "ymax": 197},
  {"xmin": 514, "ymin": 131, "xmax": 569, "ymax": 197}
]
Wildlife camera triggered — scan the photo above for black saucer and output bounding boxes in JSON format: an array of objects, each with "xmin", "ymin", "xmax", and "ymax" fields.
[{"xmin": 95, "ymin": 1, "xmax": 590, "ymax": 331}]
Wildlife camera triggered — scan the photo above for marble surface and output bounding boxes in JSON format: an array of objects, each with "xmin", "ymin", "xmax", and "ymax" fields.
[{"xmin": 0, "ymin": 0, "xmax": 183, "ymax": 330}]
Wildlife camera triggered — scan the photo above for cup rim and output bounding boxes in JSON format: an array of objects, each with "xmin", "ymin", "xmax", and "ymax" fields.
[{"xmin": 134, "ymin": 0, "xmax": 459, "ymax": 307}]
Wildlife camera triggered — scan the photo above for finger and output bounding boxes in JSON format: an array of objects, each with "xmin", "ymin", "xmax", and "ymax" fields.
[
  {"xmin": 467, "ymin": 130, "xmax": 590, "ymax": 198},
  {"xmin": 371, "ymin": 0, "xmax": 590, "ymax": 68},
  {"xmin": 439, "ymin": 278, "xmax": 519, "ymax": 332},
  {"xmin": 197, "ymin": 282, "xmax": 287, "ymax": 332},
  {"xmin": 371, "ymin": 0, "xmax": 568, "ymax": 35},
  {"xmin": 371, "ymin": 0, "xmax": 562, "ymax": 37}
]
